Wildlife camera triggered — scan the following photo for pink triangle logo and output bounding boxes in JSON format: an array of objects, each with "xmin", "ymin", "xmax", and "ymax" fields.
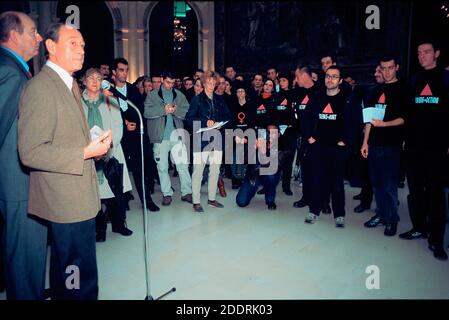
[
  {"xmin": 301, "ymin": 95, "xmax": 309, "ymax": 104},
  {"xmin": 257, "ymin": 104, "xmax": 265, "ymax": 110},
  {"xmin": 378, "ymin": 93, "xmax": 386, "ymax": 104},
  {"xmin": 280, "ymin": 98, "xmax": 287, "ymax": 106},
  {"xmin": 322, "ymin": 103, "xmax": 333, "ymax": 114},
  {"xmin": 420, "ymin": 84, "xmax": 433, "ymax": 96}
]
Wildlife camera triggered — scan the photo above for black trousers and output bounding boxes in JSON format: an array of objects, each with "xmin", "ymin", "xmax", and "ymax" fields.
[
  {"xmin": 308, "ymin": 144, "xmax": 346, "ymax": 217},
  {"xmin": 281, "ymin": 128, "xmax": 298, "ymax": 191},
  {"xmin": 406, "ymin": 148, "xmax": 447, "ymax": 247},
  {"xmin": 126, "ymin": 135, "xmax": 156, "ymax": 204},
  {"xmin": 49, "ymin": 218, "xmax": 98, "ymax": 300}
]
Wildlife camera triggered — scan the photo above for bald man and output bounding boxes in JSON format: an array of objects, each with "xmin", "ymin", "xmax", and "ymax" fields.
[{"xmin": 0, "ymin": 11, "xmax": 47, "ymax": 300}]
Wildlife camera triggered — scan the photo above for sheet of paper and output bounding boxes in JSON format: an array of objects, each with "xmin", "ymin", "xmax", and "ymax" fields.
[
  {"xmin": 363, "ymin": 107, "xmax": 385, "ymax": 123},
  {"xmin": 196, "ymin": 120, "xmax": 229, "ymax": 133},
  {"xmin": 90, "ymin": 125, "xmax": 104, "ymax": 141}
]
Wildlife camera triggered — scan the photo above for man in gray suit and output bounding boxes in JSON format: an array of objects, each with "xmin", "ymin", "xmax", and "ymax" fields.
[
  {"xmin": 0, "ymin": 11, "xmax": 47, "ymax": 300},
  {"xmin": 18, "ymin": 23, "xmax": 112, "ymax": 300}
]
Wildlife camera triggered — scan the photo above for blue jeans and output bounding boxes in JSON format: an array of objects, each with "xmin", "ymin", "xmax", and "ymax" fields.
[
  {"xmin": 236, "ymin": 172, "xmax": 281, "ymax": 207},
  {"xmin": 368, "ymin": 146, "xmax": 400, "ymax": 224}
]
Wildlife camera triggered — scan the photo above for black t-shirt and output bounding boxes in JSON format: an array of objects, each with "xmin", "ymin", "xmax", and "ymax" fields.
[
  {"xmin": 313, "ymin": 91, "xmax": 347, "ymax": 145},
  {"xmin": 269, "ymin": 89, "xmax": 295, "ymax": 128},
  {"xmin": 230, "ymin": 100, "xmax": 255, "ymax": 131},
  {"xmin": 366, "ymin": 81, "xmax": 406, "ymax": 146},
  {"xmin": 250, "ymin": 94, "xmax": 275, "ymax": 130},
  {"xmin": 406, "ymin": 67, "xmax": 449, "ymax": 150},
  {"xmin": 290, "ymin": 85, "xmax": 319, "ymax": 135}
]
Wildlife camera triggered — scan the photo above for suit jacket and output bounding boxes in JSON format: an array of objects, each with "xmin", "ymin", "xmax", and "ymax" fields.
[
  {"xmin": 0, "ymin": 47, "xmax": 31, "ymax": 202},
  {"xmin": 18, "ymin": 65, "xmax": 100, "ymax": 223}
]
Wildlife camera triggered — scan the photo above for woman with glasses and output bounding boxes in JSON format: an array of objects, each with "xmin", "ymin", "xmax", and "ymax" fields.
[{"xmin": 81, "ymin": 68, "xmax": 133, "ymax": 241}]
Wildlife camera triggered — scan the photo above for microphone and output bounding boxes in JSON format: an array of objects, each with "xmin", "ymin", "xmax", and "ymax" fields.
[
  {"xmin": 101, "ymin": 81, "xmax": 161, "ymax": 299},
  {"xmin": 101, "ymin": 80, "xmax": 128, "ymax": 101}
]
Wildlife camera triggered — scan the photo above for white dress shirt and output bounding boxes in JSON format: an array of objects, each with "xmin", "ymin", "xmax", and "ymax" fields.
[{"xmin": 46, "ymin": 60, "xmax": 73, "ymax": 90}]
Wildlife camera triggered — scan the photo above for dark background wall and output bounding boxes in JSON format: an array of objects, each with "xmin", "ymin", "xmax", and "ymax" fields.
[{"xmin": 215, "ymin": 0, "xmax": 448, "ymax": 84}]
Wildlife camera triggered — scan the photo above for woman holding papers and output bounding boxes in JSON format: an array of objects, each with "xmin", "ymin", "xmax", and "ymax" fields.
[
  {"xmin": 185, "ymin": 71, "xmax": 231, "ymax": 213},
  {"xmin": 81, "ymin": 68, "xmax": 133, "ymax": 241}
]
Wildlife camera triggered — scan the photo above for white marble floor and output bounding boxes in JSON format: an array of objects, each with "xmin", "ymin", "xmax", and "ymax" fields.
[{"xmin": 2, "ymin": 178, "xmax": 449, "ymax": 300}]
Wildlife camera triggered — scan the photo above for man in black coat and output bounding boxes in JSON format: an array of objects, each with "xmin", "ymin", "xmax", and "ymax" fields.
[{"xmin": 111, "ymin": 58, "xmax": 160, "ymax": 212}]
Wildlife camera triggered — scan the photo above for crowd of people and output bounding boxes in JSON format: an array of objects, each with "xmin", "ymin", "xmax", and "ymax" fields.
[{"xmin": 0, "ymin": 11, "xmax": 448, "ymax": 300}]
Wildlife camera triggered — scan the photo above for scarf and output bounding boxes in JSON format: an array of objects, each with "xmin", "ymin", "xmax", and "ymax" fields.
[{"xmin": 82, "ymin": 92, "xmax": 105, "ymax": 184}]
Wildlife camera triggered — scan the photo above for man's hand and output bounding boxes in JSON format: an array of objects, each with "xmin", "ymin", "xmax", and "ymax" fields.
[
  {"xmin": 361, "ymin": 142, "xmax": 369, "ymax": 158},
  {"xmin": 308, "ymin": 137, "xmax": 316, "ymax": 144},
  {"xmin": 337, "ymin": 141, "xmax": 345, "ymax": 146},
  {"xmin": 84, "ymin": 130, "xmax": 112, "ymax": 160},
  {"xmin": 207, "ymin": 120, "xmax": 215, "ymax": 128},
  {"xmin": 165, "ymin": 104, "xmax": 176, "ymax": 114},
  {"xmin": 371, "ymin": 119, "xmax": 386, "ymax": 127},
  {"xmin": 126, "ymin": 121, "xmax": 137, "ymax": 131}
]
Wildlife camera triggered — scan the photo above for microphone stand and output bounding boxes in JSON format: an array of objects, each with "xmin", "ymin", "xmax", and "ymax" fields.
[{"xmin": 122, "ymin": 99, "xmax": 176, "ymax": 300}]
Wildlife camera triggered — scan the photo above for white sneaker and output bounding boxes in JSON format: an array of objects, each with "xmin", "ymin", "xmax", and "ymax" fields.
[
  {"xmin": 335, "ymin": 216, "xmax": 345, "ymax": 228},
  {"xmin": 305, "ymin": 212, "xmax": 318, "ymax": 224}
]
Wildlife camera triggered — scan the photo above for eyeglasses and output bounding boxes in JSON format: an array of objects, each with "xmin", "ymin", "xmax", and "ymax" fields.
[
  {"xmin": 87, "ymin": 76, "xmax": 102, "ymax": 82},
  {"xmin": 325, "ymin": 74, "xmax": 340, "ymax": 80}
]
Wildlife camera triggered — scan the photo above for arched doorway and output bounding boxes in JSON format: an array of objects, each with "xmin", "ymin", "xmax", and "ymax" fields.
[
  {"xmin": 148, "ymin": 1, "xmax": 198, "ymax": 78},
  {"xmin": 56, "ymin": 1, "xmax": 114, "ymax": 74}
]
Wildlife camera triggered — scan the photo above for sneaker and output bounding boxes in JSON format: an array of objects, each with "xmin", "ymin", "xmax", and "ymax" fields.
[
  {"xmin": 193, "ymin": 204, "xmax": 204, "ymax": 213},
  {"xmin": 384, "ymin": 223, "xmax": 397, "ymax": 236},
  {"xmin": 354, "ymin": 204, "xmax": 370, "ymax": 213},
  {"xmin": 305, "ymin": 212, "xmax": 318, "ymax": 224},
  {"xmin": 207, "ymin": 200, "xmax": 224, "ymax": 208},
  {"xmin": 181, "ymin": 194, "xmax": 193, "ymax": 203},
  {"xmin": 162, "ymin": 196, "xmax": 172, "ymax": 206},
  {"xmin": 267, "ymin": 202, "xmax": 277, "ymax": 210},
  {"xmin": 399, "ymin": 229, "xmax": 427, "ymax": 240},
  {"xmin": 363, "ymin": 215, "xmax": 385, "ymax": 228},
  {"xmin": 428, "ymin": 244, "xmax": 448, "ymax": 261},
  {"xmin": 293, "ymin": 198, "xmax": 308, "ymax": 208},
  {"xmin": 335, "ymin": 216, "xmax": 345, "ymax": 228}
]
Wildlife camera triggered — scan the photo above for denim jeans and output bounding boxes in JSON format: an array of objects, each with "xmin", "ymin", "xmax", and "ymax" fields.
[
  {"xmin": 236, "ymin": 172, "xmax": 281, "ymax": 207},
  {"xmin": 368, "ymin": 145, "xmax": 400, "ymax": 224}
]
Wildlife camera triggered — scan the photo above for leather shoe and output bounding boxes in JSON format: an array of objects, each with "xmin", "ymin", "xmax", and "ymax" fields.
[
  {"xmin": 193, "ymin": 203, "xmax": 204, "ymax": 213},
  {"xmin": 399, "ymin": 229, "xmax": 427, "ymax": 240},
  {"xmin": 384, "ymin": 223, "xmax": 397, "ymax": 236},
  {"xmin": 217, "ymin": 178, "xmax": 227, "ymax": 197},
  {"xmin": 364, "ymin": 215, "xmax": 385, "ymax": 228},
  {"xmin": 293, "ymin": 198, "xmax": 308, "ymax": 208},
  {"xmin": 96, "ymin": 233, "xmax": 106, "ymax": 242},
  {"xmin": 283, "ymin": 189, "xmax": 293, "ymax": 196},
  {"xmin": 208, "ymin": 200, "xmax": 224, "ymax": 208},
  {"xmin": 428, "ymin": 244, "xmax": 448, "ymax": 261},
  {"xmin": 257, "ymin": 188, "xmax": 265, "ymax": 195},
  {"xmin": 267, "ymin": 202, "xmax": 277, "ymax": 210},
  {"xmin": 354, "ymin": 204, "xmax": 370, "ymax": 213},
  {"xmin": 181, "ymin": 194, "xmax": 193, "ymax": 203},
  {"xmin": 162, "ymin": 196, "xmax": 172, "ymax": 206},
  {"xmin": 112, "ymin": 226, "xmax": 133, "ymax": 236},
  {"xmin": 321, "ymin": 205, "xmax": 331, "ymax": 214},
  {"xmin": 147, "ymin": 201, "xmax": 160, "ymax": 212}
]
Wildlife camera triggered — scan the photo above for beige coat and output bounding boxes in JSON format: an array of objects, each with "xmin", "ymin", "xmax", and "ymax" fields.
[
  {"xmin": 81, "ymin": 92, "xmax": 132, "ymax": 199},
  {"xmin": 18, "ymin": 66, "xmax": 100, "ymax": 223}
]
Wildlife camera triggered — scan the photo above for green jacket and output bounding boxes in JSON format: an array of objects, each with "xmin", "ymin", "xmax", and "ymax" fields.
[{"xmin": 144, "ymin": 86, "xmax": 190, "ymax": 143}]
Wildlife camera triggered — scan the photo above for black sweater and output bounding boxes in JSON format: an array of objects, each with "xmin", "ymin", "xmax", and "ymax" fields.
[
  {"xmin": 367, "ymin": 81, "xmax": 407, "ymax": 147},
  {"xmin": 405, "ymin": 67, "xmax": 449, "ymax": 151},
  {"xmin": 304, "ymin": 90, "xmax": 349, "ymax": 146}
]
